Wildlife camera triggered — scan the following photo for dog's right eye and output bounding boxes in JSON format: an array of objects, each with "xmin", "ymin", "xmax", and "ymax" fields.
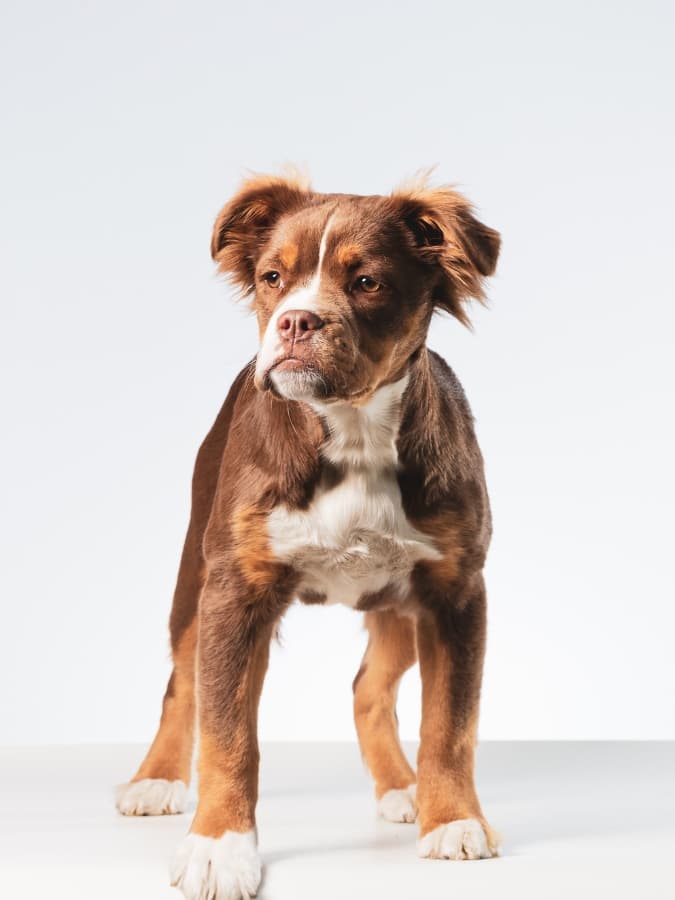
[
  {"xmin": 354, "ymin": 275, "xmax": 382, "ymax": 294},
  {"xmin": 262, "ymin": 271, "xmax": 281, "ymax": 288}
]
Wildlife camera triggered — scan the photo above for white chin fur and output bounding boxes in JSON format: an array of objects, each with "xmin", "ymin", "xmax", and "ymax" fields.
[
  {"xmin": 417, "ymin": 818, "xmax": 496, "ymax": 860},
  {"xmin": 115, "ymin": 778, "xmax": 187, "ymax": 816},
  {"xmin": 377, "ymin": 784, "xmax": 417, "ymax": 823},
  {"xmin": 170, "ymin": 831, "xmax": 261, "ymax": 900},
  {"xmin": 269, "ymin": 367, "xmax": 327, "ymax": 401}
]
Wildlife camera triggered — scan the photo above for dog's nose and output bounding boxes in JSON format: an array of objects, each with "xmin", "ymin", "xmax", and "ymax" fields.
[{"xmin": 276, "ymin": 309, "xmax": 324, "ymax": 342}]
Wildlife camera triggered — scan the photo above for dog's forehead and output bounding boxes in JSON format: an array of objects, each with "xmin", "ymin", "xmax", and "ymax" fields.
[
  {"xmin": 266, "ymin": 194, "xmax": 399, "ymax": 271},
  {"xmin": 323, "ymin": 197, "xmax": 402, "ymax": 256},
  {"xmin": 264, "ymin": 202, "xmax": 330, "ymax": 271}
]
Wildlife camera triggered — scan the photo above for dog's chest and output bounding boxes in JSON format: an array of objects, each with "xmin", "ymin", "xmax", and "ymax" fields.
[
  {"xmin": 267, "ymin": 466, "xmax": 438, "ymax": 606},
  {"xmin": 266, "ymin": 378, "xmax": 440, "ymax": 607}
]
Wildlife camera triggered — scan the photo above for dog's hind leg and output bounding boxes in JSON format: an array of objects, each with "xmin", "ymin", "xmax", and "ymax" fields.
[
  {"xmin": 115, "ymin": 388, "xmax": 236, "ymax": 817},
  {"xmin": 353, "ymin": 608, "xmax": 418, "ymax": 823},
  {"xmin": 115, "ymin": 515, "xmax": 204, "ymax": 816}
]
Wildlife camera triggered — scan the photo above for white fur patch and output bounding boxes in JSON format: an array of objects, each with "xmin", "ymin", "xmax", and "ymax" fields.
[
  {"xmin": 378, "ymin": 784, "xmax": 417, "ymax": 823},
  {"xmin": 310, "ymin": 375, "xmax": 409, "ymax": 468},
  {"xmin": 256, "ymin": 283, "xmax": 323, "ymax": 389},
  {"xmin": 115, "ymin": 778, "xmax": 187, "ymax": 816},
  {"xmin": 417, "ymin": 818, "xmax": 495, "ymax": 860},
  {"xmin": 255, "ymin": 217, "xmax": 332, "ymax": 389},
  {"xmin": 267, "ymin": 376, "xmax": 440, "ymax": 608},
  {"xmin": 170, "ymin": 831, "xmax": 261, "ymax": 900}
]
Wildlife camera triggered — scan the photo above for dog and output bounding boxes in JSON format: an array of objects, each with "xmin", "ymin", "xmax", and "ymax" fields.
[{"xmin": 116, "ymin": 170, "xmax": 501, "ymax": 900}]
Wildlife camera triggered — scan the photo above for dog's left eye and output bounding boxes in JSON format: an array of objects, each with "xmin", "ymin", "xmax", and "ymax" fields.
[
  {"xmin": 262, "ymin": 271, "xmax": 281, "ymax": 288},
  {"xmin": 355, "ymin": 276, "xmax": 381, "ymax": 294}
]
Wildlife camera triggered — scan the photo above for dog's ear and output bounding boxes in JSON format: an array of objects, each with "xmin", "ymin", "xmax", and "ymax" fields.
[
  {"xmin": 211, "ymin": 170, "xmax": 312, "ymax": 295},
  {"xmin": 393, "ymin": 177, "xmax": 500, "ymax": 326}
]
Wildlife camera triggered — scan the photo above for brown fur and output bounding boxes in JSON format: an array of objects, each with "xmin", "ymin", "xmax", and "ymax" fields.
[
  {"xmin": 415, "ymin": 589, "xmax": 486, "ymax": 834},
  {"xmin": 123, "ymin": 171, "xmax": 500, "ymax": 859},
  {"xmin": 353, "ymin": 610, "xmax": 417, "ymax": 798}
]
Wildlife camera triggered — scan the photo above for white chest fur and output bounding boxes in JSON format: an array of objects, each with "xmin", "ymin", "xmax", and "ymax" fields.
[{"xmin": 266, "ymin": 376, "xmax": 440, "ymax": 607}]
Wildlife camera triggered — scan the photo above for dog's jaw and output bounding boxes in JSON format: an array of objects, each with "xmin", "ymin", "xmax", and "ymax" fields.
[{"xmin": 268, "ymin": 365, "xmax": 329, "ymax": 402}]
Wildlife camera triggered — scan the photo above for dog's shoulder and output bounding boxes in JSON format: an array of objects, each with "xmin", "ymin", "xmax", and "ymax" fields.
[
  {"xmin": 398, "ymin": 349, "xmax": 490, "ymax": 550},
  {"xmin": 208, "ymin": 359, "xmax": 324, "ymax": 511},
  {"xmin": 426, "ymin": 348, "xmax": 472, "ymax": 420}
]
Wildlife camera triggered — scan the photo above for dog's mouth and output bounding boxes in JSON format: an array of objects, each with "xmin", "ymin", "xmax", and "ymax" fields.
[
  {"xmin": 263, "ymin": 357, "xmax": 331, "ymax": 401},
  {"xmin": 271, "ymin": 357, "xmax": 313, "ymax": 373}
]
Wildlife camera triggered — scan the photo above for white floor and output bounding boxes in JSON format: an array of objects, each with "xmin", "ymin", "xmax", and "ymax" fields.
[{"xmin": 1, "ymin": 742, "xmax": 673, "ymax": 899}]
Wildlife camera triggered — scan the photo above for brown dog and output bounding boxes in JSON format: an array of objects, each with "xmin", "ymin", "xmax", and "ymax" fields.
[{"xmin": 116, "ymin": 170, "xmax": 501, "ymax": 900}]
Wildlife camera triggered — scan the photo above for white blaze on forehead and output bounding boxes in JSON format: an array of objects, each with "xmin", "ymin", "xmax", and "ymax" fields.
[
  {"xmin": 316, "ymin": 216, "xmax": 332, "ymax": 268},
  {"xmin": 255, "ymin": 215, "xmax": 334, "ymax": 383}
]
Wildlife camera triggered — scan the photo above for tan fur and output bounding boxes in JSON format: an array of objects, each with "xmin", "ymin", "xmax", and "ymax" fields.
[
  {"xmin": 336, "ymin": 242, "xmax": 361, "ymax": 268},
  {"xmin": 192, "ymin": 605, "xmax": 277, "ymax": 837},
  {"xmin": 353, "ymin": 610, "xmax": 417, "ymax": 797},
  {"xmin": 133, "ymin": 621, "xmax": 197, "ymax": 785},
  {"xmin": 278, "ymin": 241, "xmax": 299, "ymax": 270},
  {"xmin": 231, "ymin": 502, "xmax": 285, "ymax": 591},
  {"xmin": 415, "ymin": 605, "xmax": 493, "ymax": 848},
  {"xmin": 412, "ymin": 515, "xmax": 464, "ymax": 584}
]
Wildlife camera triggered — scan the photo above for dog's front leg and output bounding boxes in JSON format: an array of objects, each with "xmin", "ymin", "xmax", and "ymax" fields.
[
  {"xmin": 416, "ymin": 573, "xmax": 499, "ymax": 860},
  {"xmin": 170, "ymin": 568, "xmax": 286, "ymax": 900}
]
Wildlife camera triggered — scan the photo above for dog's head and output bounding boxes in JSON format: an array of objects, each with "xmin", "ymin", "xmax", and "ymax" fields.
[{"xmin": 211, "ymin": 171, "xmax": 500, "ymax": 404}]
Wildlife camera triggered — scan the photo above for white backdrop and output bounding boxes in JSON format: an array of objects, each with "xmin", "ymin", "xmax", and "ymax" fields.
[{"xmin": 2, "ymin": 0, "xmax": 673, "ymax": 745}]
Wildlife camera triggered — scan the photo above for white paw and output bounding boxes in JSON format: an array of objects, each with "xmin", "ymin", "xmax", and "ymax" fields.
[
  {"xmin": 115, "ymin": 778, "xmax": 187, "ymax": 816},
  {"xmin": 417, "ymin": 818, "xmax": 496, "ymax": 860},
  {"xmin": 170, "ymin": 831, "xmax": 261, "ymax": 900},
  {"xmin": 377, "ymin": 784, "xmax": 417, "ymax": 823}
]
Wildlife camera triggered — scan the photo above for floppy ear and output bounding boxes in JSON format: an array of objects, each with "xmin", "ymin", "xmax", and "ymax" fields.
[
  {"xmin": 211, "ymin": 170, "xmax": 312, "ymax": 295},
  {"xmin": 393, "ymin": 179, "xmax": 500, "ymax": 326}
]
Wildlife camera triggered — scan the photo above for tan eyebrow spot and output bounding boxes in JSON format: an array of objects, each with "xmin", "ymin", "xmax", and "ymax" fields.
[
  {"xmin": 336, "ymin": 243, "xmax": 361, "ymax": 268},
  {"xmin": 279, "ymin": 242, "xmax": 299, "ymax": 270}
]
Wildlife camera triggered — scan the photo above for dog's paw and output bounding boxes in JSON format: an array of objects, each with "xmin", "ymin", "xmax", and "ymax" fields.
[
  {"xmin": 417, "ymin": 818, "xmax": 497, "ymax": 860},
  {"xmin": 170, "ymin": 831, "xmax": 261, "ymax": 900},
  {"xmin": 115, "ymin": 778, "xmax": 187, "ymax": 816},
  {"xmin": 377, "ymin": 784, "xmax": 417, "ymax": 823}
]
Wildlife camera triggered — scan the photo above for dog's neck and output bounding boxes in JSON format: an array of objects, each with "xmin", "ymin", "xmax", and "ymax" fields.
[{"xmin": 309, "ymin": 374, "xmax": 410, "ymax": 470}]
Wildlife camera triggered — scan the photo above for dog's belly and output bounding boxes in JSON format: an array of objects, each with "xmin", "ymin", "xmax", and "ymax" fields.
[{"xmin": 267, "ymin": 468, "xmax": 440, "ymax": 607}]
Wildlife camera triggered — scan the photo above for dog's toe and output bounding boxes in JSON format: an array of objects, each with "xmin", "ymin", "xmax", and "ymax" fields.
[
  {"xmin": 377, "ymin": 784, "xmax": 417, "ymax": 823},
  {"xmin": 170, "ymin": 832, "xmax": 261, "ymax": 900},
  {"xmin": 417, "ymin": 818, "xmax": 497, "ymax": 860},
  {"xmin": 115, "ymin": 778, "xmax": 187, "ymax": 816}
]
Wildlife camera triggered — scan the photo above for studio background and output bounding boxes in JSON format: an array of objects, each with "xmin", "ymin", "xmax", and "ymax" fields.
[{"xmin": 2, "ymin": 0, "xmax": 673, "ymax": 747}]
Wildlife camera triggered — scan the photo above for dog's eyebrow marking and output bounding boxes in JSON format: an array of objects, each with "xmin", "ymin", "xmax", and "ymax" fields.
[
  {"xmin": 278, "ymin": 242, "xmax": 298, "ymax": 270},
  {"xmin": 336, "ymin": 243, "xmax": 361, "ymax": 268}
]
